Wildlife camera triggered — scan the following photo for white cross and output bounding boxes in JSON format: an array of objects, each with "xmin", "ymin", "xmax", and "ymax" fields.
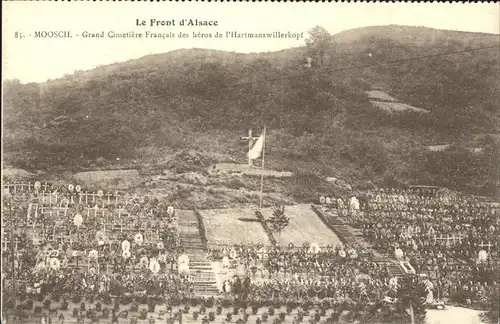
[
  {"xmin": 434, "ymin": 235, "xmax": 453, "ymax": 245},
  {"xmin": 478, "ymin": 241, "xmax": 493, "ymax": 252},
  {"xmin": 240, "ymin": 129, "xmax": 260, "ymax": 166}
]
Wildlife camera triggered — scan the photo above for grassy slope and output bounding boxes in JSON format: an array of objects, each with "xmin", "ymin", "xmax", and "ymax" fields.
[{"xmin": 3, "ymin": 25, "xmax": 499, "ymax": 201}]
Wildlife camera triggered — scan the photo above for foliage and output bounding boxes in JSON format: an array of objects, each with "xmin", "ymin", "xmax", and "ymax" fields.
[
  {"xmin": 481, "ymin": 286, "xmax": 500, "ymax": 324},
  {"xmin": 305, "ymin": 26, "xmax": 333, "ymax": 67},
  {"xmin": 267, "ymin": 206, "xmax": 290, "ymax": 234},
  {"xmin": 3, "ymin": 26, "xmax": 499, "ymax": 197},
  {"xmin": 395, "ymin": 276, "xmax": 427, "ymax": 324}
]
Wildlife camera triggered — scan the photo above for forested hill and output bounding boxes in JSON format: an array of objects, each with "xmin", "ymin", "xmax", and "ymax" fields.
[{"xmin": 3, "ymin": 25, "xmax": 499, "ymax": 196}]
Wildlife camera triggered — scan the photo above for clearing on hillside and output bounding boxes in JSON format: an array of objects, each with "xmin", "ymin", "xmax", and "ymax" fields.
[
  {"xmin": 213, "ymin": 163, "xmax": 293, "ymax": 178},
  {"xmin": 199, "ymin": 208, "xmax": 270, "ymax": 247},
  {"xmin": 366, "ymin": 90, "xmax": 398, "ymax": 102},
  {"xmin": 260, "ymin": 204, "xmax": 342, "ymax": 247},
  {"xmin": 73, "ymin": 169, "xmax": 141, "ymax": 189},
  {"xmin": 370, "ymin": 101, "xmax": 429, "ymax": 114}
]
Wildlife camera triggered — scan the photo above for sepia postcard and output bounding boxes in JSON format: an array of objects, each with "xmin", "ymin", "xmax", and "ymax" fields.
[{"xmin": 2, "ymin": 2, "xmax": 499, "ymax": 324}]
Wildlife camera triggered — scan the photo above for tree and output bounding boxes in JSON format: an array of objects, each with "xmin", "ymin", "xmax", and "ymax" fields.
[
  {"xmin": 395, "ymin": 276, "xmax": 427, "ymax": 324},
  {"xmin": 480, "ymin": 285, "xmax": 499, "ymax": 324},
  {"xmin": 267, "ymin": 206, "xmax": 290, "ymax": 241},
  {"xmin": 305, "ymin": 26, "xmax": 333, "ymax": 67}
]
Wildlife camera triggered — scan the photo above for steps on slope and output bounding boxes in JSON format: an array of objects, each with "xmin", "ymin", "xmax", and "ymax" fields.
[
  {"xmin": 387, "ymin": 263, "xmax": 406, "ymax": 277},
  {"xmin": 177, "ymin": 209, "xmax": 219, "ymax": 296}
]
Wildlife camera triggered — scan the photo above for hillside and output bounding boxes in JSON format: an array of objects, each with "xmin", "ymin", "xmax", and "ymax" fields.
[{"xmin": 3, "ymin": 25, "xmax": 499, "ymax": 198}]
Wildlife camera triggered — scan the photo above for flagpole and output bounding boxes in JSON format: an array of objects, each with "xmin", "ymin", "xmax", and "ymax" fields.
[{"xmin": 259, "ymin": 126, "xmax": 267, "ymax": 209}]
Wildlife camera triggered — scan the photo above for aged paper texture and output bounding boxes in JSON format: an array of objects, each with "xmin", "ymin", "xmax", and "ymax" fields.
[{"xmin": 2, "ymin": 2, "xmax": 499, "ymax": 324}]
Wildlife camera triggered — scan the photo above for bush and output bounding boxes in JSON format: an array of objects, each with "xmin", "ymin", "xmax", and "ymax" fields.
[
  {"xmin": 43, "ymin": 299, "xmax": 51, "ymax": 309},
  {"xmin": 191, "ymin": 297, "xmax": 201, "ymax": 307},
  {"xmin": 25, "ymin": 299, "xmax": 34, "ymax": 310},
  {"xmin": 148, "ymin": 300, "xmax": 156, "ymax": 313},
  {"xmin": 222, "ymin": 299, "xmax": 232, "ymax": 308},
  {"xmin": 130, "ymin": 302, "xmax": 139, "ymax": 312},
  {"xmin": 204, "ymin": 297, "xmax": 215, "ymax": 308}
]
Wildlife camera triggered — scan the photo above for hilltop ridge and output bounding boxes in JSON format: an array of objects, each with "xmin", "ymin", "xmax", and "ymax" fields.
[{"xmin": 3, "ymin": 25, "xmax": 499, "ymax": 199}]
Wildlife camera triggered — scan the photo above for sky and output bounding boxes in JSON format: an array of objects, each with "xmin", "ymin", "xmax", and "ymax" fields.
[{"xmin": 2, "ymin": 2, "xmax": 499, "ymax": 83}]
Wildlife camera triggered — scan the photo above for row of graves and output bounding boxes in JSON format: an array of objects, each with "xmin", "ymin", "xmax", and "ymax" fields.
[
  {"xmin": 320, "ymin": 187, "xmax": 466, "ymax": 215},
  {"xmin": 318, "ymin": 186, "xmax": 500, "ymax": 310},
  {"xmin": 202, "ymin": 240, "xmax": 434, "ymax": 324},
  {"xmin": 1, "ymin": 182, "xmax": 204, "ymax": 317},
  {"xmin": 209, "ymin": 242, "xmax": 363, "ymax": 278},
  {"xmin": 205, "ymin": 238, "xmax": 417, "ymax": 308},
  {"xmin": 2, "ymin": 182, "xmax": 434, "ymax": 324}
]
